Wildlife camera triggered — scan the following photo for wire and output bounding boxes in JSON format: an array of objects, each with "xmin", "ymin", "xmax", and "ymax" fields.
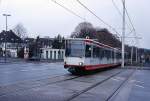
[
  {"xmin": 112, "ymin": 0, "xmax": 122, "ymax": 16},
  {"xmin": 120, "ymin": 0, "xmax": 136, "ymax": 34},
  {"xmin": 51, "ymin": 0, "xmax": 85, "ymax": 20},
  {"xmin": 76, "ymin": 0, "xmax": 121, "ymax": 36},
  {"xmin": 125, "ymin": 8, "xmax": 136, "ymax": 34},
  {"xmin": 0, "ymin": 0, "xmax": 2, "ymax": 6},
  {"xmin": 121, "ymin": 0, "xmax": 140, "ymax": 50},
  {"xmin": 121, "ymin": 0, "xmax": 138, "ymax": 41},
  {"xmin": 111, "ymin": 0, "xmax": 133, "ymax": 34}
]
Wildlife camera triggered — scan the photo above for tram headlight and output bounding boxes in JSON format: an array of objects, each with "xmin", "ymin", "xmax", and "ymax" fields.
[{"xmin": 79, "ymin": 62, "xmax": 83, "ymax": 66}]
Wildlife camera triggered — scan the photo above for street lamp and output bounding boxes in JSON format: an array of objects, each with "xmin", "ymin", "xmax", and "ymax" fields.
[{"xmin": 3, "ymin": 13, "xmax": 11, "ymax": 62}]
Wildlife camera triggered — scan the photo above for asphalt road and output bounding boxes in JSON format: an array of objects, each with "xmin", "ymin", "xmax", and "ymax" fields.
[
  {"xmin": 0, "ymin": 62, "xmax": 150, "ymax": 101},
  {"xmin": 0, "ymin": 62, "xmax": 68, "ymax": 86}
]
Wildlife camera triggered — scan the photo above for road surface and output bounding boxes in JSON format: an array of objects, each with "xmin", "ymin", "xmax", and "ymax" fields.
[{"xmin": 0, "ymin": 62, "xmax": 150, "ymax": 101}]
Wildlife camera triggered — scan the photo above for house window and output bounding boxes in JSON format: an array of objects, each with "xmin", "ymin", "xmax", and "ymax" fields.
[
  {"xmin": 54, "ymin": 51, "xmax": 56, "ymax": 60},
  {"xmin": 50, "ymin": 51, "xmax": 52, "ymax": 59},
  {"xmin": 46, "ymin": 51, "xmax": 48, "ymax": 59},
  {"xmin": 58, "ymin": 50, "xmax": 61, "ymax": 59}
]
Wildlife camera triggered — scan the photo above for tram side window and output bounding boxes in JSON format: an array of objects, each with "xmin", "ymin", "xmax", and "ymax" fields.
[
  {"xmin": 108, "ymin": 50, "xmax": 111, "ymax": 59},
  {"xmin": 113, "ymin": 51, "xmax": 116, "ymax": 59},
  {"xmin": 85, "ymin": 45, "xmax": 92, "ymax": 57},
  {"xmin": 112, "ymin": 50, "xmax": 114, "ymax": 59},
  {"xmin": 99, "ymin": 47, "xmax": 104, "ymax": 59},
  {"xmin": 108, "ymin": 50, "xmax": 112, "ymax": 59},
  {"xmin": 103, "ymin": 49, "xmax": 107, "ymax": 59},
  {"xmin": 118, "ymin": 52, "xmax": 120, "ymax": 59},
  {"xmin": 93, "ymin": 46, "xmax": 96, "ymax": 58},
  {"xmin": 110, "ymin": 50, "xmax": 112, "ymax": 59},
  {"xmin": 106, "ymin": 49, "xmax": 111, "ymax": 59},
  {"xmin": 97, "ymin": 47, "xmax": 100, "ymax": 57},
  {"xmin": 116, "ymin": 52, "xmax": 120, "ymax": 59},
  {"xmin": 99, "ymin": 48, "xmax": 102, "ymax": 58},
  {"xmin": 104, "ymin": 49, "xmax": 107, "ymax": 58},
  {"xmin": 93, "ymin": 46, "xmax": 99, "ymax": 58}
]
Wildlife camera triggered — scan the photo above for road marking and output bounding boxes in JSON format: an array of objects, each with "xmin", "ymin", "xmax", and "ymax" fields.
[
  {"xmin": 20, "ymin": 70, "xmax": 29, "ymax": 71},
  {"xmin": 130, "ymin": 80, "xmax": 144, "ymax": 84},
  {"xmin": 135, "ymin": 84, "xmax": 144, "ymax": 88},
  {"xmin": 112, "ymin": 78, "xmax": 120, "ymax": 81},
  {"xmin": 135, "ymin": 80, "xmax": 144, "ymax": 84},
  {"xmin": 115, "ymin": 77, "xmax": 124, "ymax": 80}
]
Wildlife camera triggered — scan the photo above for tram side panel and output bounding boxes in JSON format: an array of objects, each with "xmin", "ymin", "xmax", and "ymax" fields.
[{"xmin": 84, "ymin": 43, "xmax": 120, "ymax": 70}]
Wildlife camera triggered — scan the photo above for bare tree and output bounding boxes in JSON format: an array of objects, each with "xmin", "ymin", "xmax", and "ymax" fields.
[
  {"xmin": 96, "ymin": 28, "xmax": 122, "ymax": 48},
  {"xmin": 71, "ymin": 22, "xmax": 96, "ymax": 39},
  {"xmin": 13, "ymin": 23, "xmax": 27, "ymax": 39}
]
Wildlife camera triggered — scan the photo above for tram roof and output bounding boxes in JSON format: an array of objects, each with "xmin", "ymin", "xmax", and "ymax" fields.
[{"xmin": 66, "ymin": 38, "xmax": 121, "ymax": 52}]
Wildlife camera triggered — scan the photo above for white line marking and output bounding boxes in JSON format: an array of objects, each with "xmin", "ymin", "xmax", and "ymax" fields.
[
  {"xmin": 135, "ymin": 84, "xmax": 144, "ymax": 88},
  {"xmin": 135, "ymin": 80, "xmax": 144, "ymax": 84},
  {"xmin": 130, "ymin": 80, "xmax": 144, "ymax": 84},
  {"xmin": 20, "ymin": 70, "xmax": 29, "ymax": 71},
  {"xmin": 112, "ymin": 78, "xmax": 120, "ymax": 81}
]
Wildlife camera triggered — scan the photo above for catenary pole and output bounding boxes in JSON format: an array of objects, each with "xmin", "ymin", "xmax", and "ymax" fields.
[{"xmin": 122, "ymin": 0, "xmax": 125, "ymax": 68}]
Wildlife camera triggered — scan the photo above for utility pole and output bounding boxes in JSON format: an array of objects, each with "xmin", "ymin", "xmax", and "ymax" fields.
[
  {"xmin": 122, "ymin": 0, "xmax": 126, "ymax": 68},
  {"xmin": 131, "ymin": 46, "xmax": 133, "ymax": 65},
  {"xmin": 135, "ymin": 42, "xmax": 138, "ymax": 63},
  {"xmin": 3, "ymin": 14, "xmax": 11, "ymax": 62},
  {"xmin": 135, "ymin": 37, "xmax": 139, "ymax": 63}
]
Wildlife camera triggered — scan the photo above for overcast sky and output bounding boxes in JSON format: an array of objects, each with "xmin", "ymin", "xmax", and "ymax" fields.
[{"xmin": 0, "ymin": 0, "xmax": 150, "ymax": 49}]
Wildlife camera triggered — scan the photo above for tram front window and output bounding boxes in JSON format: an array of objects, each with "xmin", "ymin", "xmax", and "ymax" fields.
[{"xmin": 65, "ymin": 40, "xmax": 84, "ymax": 57}]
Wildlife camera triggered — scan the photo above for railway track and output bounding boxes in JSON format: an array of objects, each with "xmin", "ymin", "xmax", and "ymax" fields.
[
  {"xmin": 106, "ymin": 69, "xmax": 135, "ymax": 101},
  {"xmin": 0, "ymin": 73, "xmax": 80, "ymax": 97},
  {"xmin": 0, "ymin": 68, "xmax": 134, "ymax": 101},
  {"xmin": 66, "ymin": 69, "xmax": 135, "ymax": 101},
  {"xmin": 0, "ymin": 69, "xmax": 122, "ymax": 97}
]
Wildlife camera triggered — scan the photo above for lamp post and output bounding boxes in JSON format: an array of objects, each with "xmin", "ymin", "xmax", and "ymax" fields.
[{"xmin": 3, "ymin": 14, "xmax": 11, "ymax": 62}]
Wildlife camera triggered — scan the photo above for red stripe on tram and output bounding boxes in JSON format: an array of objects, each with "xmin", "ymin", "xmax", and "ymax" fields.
[
  {"xmin": 84, "ymin": 64, "xmax": 119, "ymax": 70},
  {"xmin": 64, "ymin": 64, "xmax": 120, "ymax": 70}
]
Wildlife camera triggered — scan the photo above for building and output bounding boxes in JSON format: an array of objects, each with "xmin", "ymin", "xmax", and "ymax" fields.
[
  {"xmin": 0, "ymin": 30, "xmax": 22, "ymax": 58},
  {"xmin": 39, "ymin": 37, "xmax": 65, "ymax": 60},
  {"xmin": 24, "ymin": 37, "xmax": 65, "ymax": 60},
  {"xmin": 41, "ymin": 48, "xmax": 65, "ymax": 60}
]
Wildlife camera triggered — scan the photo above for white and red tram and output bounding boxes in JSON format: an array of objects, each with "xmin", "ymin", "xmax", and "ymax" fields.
[{"xmin": 64, "ymin": 38, "xmax": 122, "ymax": 74}]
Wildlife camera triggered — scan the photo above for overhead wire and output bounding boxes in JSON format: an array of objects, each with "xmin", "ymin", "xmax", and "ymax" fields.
[
  {"xmin": 0, "ymin": 0, "xmax": 2, "ymax": 8},
  {"xmin": 120, "ymin": 0, "xmax": 137, "ymax": 35},
  {"xmin": 121, "ymin": 0, "xmax": 141, "ymax": 63},
  {"xmin": 109, "ymin": 0, "xmax": 140, "ymax": 49},
  {"xmin": 112, "ymin": 0, "xmax": 122, "ymax": 17},
  {"xmin": 76, "ymin": 0, "xmax": 121, "ymax": 37},
  {"xmin": 50, "ymin": 0, "xmax": 85, "ymax": 20},
  {"xmin": 125, "ymin": 7, "xmax": 136, "ymax": 34},
  {"xmin": 111, "ymin": 0, "xmax": 133, "ymax": 35},
  {"xmin": 120, "ymin": 0, "xmax": 140, "ymax": 47},
  {"xmin": 111, "ymin": 0, "xmax": 139, "ymax": 47}
]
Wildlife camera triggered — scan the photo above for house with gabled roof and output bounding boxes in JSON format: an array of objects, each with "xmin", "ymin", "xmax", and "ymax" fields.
[{"xmin": 0, "ymin": 30, "xmax": 22, "ymax": 57}]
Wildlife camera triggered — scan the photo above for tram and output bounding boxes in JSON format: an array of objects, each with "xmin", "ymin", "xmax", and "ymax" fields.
[{"xmin": 64, "ymin": 38, "xmax": 122, "ymax": 74}]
